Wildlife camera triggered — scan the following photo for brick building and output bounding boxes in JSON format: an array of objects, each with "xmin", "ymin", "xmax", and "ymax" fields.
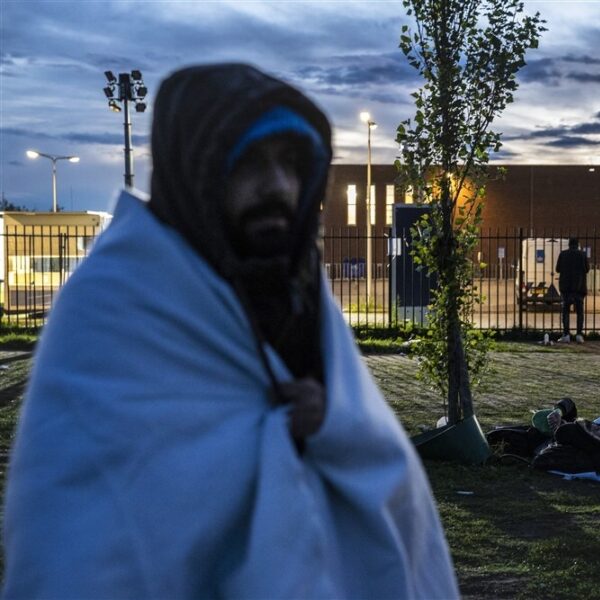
[
  {"xmin": 323, "ymin": 164, "xmax": 600, "ymax": 233},
  {"xmin": 321, "ymin": 163, "xmax": 600, "ymax": 279}
]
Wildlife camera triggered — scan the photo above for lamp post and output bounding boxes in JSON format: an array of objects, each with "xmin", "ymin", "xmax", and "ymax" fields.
[
  {"xmin": 26, "ymin": 150, "xmax": 80, "ymax": 212},
  {"xmin": 103, "ymin": 70, "xmax": 147, "ymax": 188},
  {"xmin": 360, "ymin": 111, "xmax": 377, "ymax": 304}
]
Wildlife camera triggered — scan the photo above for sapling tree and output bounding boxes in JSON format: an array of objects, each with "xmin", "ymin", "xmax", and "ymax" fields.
[{"xmin": 396, "ymin": 0, "xmax": 545, "ymax": 424}]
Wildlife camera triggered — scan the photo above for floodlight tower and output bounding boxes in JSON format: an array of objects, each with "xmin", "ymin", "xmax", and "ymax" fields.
[{"xmin": 103, "ymin": 70, "xmax": 148, "ymax": 188}]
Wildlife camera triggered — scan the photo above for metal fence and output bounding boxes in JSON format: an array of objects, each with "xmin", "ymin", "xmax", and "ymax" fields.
[
  {"xmin": 0, "ymin": 226, "xmax": 99, "ymax": 329},
  {"xmin": 323, "ymin": 227, "xmax": 600, "ymax": 333},
  {"xmin": 2, "ymin": 225, "xmax": 599, "ymax": 334}
]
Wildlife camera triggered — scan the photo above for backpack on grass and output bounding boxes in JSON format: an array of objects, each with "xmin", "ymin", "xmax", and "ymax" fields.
[
  {"xmin": 532, "ymin": 442, "xmax": 596, "ymax": 474},
  {"xmin": 486, "ymin": 425, "xmax": 548, "ymax": 458}
]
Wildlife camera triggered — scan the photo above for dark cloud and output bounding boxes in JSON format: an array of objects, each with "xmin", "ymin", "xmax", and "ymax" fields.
[
  {"xmin": 507, "ymin": 110, "xmax": 600, "ymax": 146},
  {"xmin": 527, "ymin": 126, "xmax": 568, "ymax": 139},
  {"xmin": 84, "ymin": 53, "xmax": 154, "ymax": 73},
  {"xmin": 1, "ymin": 53, "xmax": 26, "ymax": 66},
  {"xmin": 572, "ymin": 121, "xmax": 600, "ymax": 135},
  {"xmin": 567, "ymin": 72, "xmax": 600, "ymax": 84},
  {"xmin": 297, "ymin": 53, "xmax": 416, "ymax": 88},
  {"xmin": 546, "ymin": 136, "xmax": 600, "ymax": 148},
  {"xmin": 8, "ymin": 160, "xmax": 24, "ymax": 167},
  {"xmin": 518, "ymin": 58, "xmax": 561, "ymax": 85},
  {"xmin": 563, "ymin": 54, "xmax": 600, "ymax": 65},
  {"xmin": 518, "ymin": 54, "xmax": 600, "ymax": 87},
  {"xmin": 1, "ymin": 127, "xmax": 149, "ymax": 147},
  {"xmin": 2, "ymin": 127, "xmax": 54, "ymax": 141},
  {"xmin": 491, "ymin": 148, "xmax": 519, "ymax": 160}
]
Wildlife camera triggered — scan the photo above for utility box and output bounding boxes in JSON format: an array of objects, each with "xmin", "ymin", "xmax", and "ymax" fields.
[{"xmin": 389, "ymin": 204, "xmax": 436, "ymax": 325}]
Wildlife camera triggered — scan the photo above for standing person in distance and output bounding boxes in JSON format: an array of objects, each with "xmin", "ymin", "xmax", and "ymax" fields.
[{"xmin": 556, "ymin": 237, "xmax": 590, "ymax": 343}]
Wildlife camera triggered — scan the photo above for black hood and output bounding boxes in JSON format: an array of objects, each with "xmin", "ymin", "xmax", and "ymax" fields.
[{"xmin": 148, "ymin": 63, "xmax": 332, "ymax": 280}]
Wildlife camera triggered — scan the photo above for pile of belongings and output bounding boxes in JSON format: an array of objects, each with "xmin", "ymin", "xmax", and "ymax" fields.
[{"xmin": 486, "ymin": 398, "xmax": 600, "ymax": 481}]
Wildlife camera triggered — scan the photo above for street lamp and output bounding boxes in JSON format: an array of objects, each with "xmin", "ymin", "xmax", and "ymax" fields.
[
  {"xmin": 103, "ymin": 69, "xmax": 148, "ymax": 188},
  {"xmin": 360, "ymin": 111, "xmax": 377, "ymax": 304},
  {"xmin": 26, "ymin": 150, "xmax": 80, "ymax": 212}
]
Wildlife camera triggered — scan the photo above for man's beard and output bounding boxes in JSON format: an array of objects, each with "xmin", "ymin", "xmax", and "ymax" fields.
[{"xmin": 232, "ymin": 201, "xmax": 294, "ymax": 259}]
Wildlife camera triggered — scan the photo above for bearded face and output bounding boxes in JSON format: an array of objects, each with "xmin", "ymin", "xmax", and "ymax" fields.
[{"xmin": 224, "ymin": 136, "xmax": 301, "ymax": 259}]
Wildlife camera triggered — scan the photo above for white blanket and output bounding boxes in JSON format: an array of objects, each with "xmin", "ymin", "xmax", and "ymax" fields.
[{"xmin": 3, "ymin": 190, "xmax": 458, "ymax": 599}]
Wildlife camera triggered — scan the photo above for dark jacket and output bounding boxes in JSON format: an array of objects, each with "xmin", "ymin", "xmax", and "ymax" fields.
[{"xmin": 556, "ymin": 248, "xmax": 590, "ymax": 295}]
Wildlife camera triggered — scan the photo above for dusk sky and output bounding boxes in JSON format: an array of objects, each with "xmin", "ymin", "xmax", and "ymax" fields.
[{"xmin": 1, "ymin": 1, "xmax": 599, "ymax": 212}]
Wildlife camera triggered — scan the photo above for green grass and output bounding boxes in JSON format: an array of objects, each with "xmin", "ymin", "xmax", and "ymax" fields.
[
  {"xmin": 0, "ymin": 325, "xmax": 39, "ymax": 351},
  {"xmin": 0, "ymin": 351, "xmax": 32, "ymax": 579},
  {"xmin": 365, "ymin": 343, "xmax": 600, "ymax": 600},
  {"xmin": 0, "ymin": 344, "xmax": 599, "ymax": 598}
]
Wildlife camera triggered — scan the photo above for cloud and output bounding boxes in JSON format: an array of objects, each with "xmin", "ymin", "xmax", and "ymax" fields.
[
  {"xmin": 567, "ymin": 72, "xmax": 600, "ymax": 84},
  {"xmin": 1, "ymin": 127, "xmax": 149, "ymax": 147},
  {"xmin": 84, "ymin": 53, "xmax": 154, "ymax": 73},
  {"xmin": 8, "ymin": 160, "xmax": 24, "ymax": 167},
  {"xmin": 571, "ymin": 121, "xmax": 600, "ymax": 135},
  {"xmin": 518, "ymin": 58, "xmax": 561, "ymax": 84},
  {"xmin": 491, "ymin": 148, "xmax": 519, "ymax": 160},
  {"xmin": 292, "ymin": 52, "xmax": 417, "ymax": 108},
  {"xmin": 297, "ymin": 53, "xmax": 415, "ymax": 87},
  {"xmin": 546, "ymin": 136, "xmax": 600, "ymax": 148},
  {"xmin": 506, "ymin": 111, "xmax": 600, "ymax": 148},
  {"xmin": 517, "ymin": 53, "xmax": 600, "ymax": 87},
  {"xmin": 563, "ymin": 54, "xmax": 600, "ymax": 65}
]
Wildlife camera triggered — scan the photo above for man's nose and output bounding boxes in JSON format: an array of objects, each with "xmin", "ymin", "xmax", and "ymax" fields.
[{"xmin": 262, "ymin": 160, "xmax": 296, "ymax": 200}]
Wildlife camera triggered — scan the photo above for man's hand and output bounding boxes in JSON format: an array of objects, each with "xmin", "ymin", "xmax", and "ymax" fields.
[{"xmin": 275, "ymin": 378, "xmax": 326, "ymax": 440}]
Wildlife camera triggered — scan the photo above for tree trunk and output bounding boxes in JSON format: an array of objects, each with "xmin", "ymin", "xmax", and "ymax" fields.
[
  {"xmin": 440, "ymin": 196, "xmax": 474, "ymax": 425},
  {"xmin": 445, "ymin": 305, "xmax": 475, "ymax": 424}
]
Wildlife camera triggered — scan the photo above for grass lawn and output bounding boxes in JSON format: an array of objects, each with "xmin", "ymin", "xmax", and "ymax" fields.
[
  {"xmin": 365, "ymin": 342, "xmax": 600, "ymax": 600},
  {"xmin": 0, "ymin": 341, "xmax": 599, "ymax": 598}
]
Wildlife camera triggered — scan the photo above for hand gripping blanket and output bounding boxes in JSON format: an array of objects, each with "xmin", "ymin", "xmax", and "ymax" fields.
[{"xmin": 2, "ymin": 191, "xmax": 458, "ymax": 599}]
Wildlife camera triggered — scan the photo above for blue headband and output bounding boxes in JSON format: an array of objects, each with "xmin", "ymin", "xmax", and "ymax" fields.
[{"xmin": 226, "ymin": 106, "xmax": 326, "ymax": 173}]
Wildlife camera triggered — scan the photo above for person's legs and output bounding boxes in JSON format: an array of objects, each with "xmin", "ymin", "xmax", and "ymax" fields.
[
  {"xmin": 561, "ymin": 293, "xmax": 572, "ymax": 338},
  {"xmin": 574, "ymin": 293, "xmax": 584, "ymax": 336}
]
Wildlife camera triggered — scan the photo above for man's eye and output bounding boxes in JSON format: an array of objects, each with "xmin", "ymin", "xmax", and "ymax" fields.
[{"xmin": 280, "ymin": 148, "xmax": 299, "ymax": 169}]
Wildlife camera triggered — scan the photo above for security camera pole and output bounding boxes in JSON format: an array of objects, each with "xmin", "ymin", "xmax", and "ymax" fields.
[{"xmin": 103, "ymin": 70, "xmax": 148, "ymax": 188}]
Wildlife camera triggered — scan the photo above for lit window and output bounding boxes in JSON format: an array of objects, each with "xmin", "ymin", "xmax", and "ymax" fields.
[
  {"xmin": 369, "ymin": 185, "xmax": 376, "ymax": 225},
  {"xmin": 347, "ymin": 185, "xmax": 357, "ymax": 225},
  {"xmin": 404, "ymin": 185, "xmax": 414, "ymax": 204},
  {"xmin": 386, "ymin": 185, "xmax": 395, "ymax": 225}
]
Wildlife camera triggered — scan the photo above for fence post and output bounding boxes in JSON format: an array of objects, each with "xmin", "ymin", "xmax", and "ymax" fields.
[
  {"xmin": 387, "ymin": 228, "xmax": 392, "ymax": 328},
  {"xmin": 518, "ymin": 227, "xmax": 524, "ymax": 333}
]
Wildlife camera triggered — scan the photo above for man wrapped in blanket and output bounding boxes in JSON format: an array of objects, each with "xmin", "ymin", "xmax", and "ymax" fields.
[{"xmin": 2, "ymin": 64, "xmax": 459, "ymax": 599}]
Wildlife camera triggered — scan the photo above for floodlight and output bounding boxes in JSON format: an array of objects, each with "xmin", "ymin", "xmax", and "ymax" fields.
[
  {"xmin": 25, "ymin": 150, "xmax": 80, "ymax": 212},
  {"xmin": 360, "ymin": 111, "xmax": 371, "ymax": 123},
  {"xmin": 369, "ymin": 121, "xmax": 378, "ymax": 130},
  {"xmin": 103, "ymin": 69, "xmax": 149, "ymax": 188},
  {"xmin": 589, "ymin": 167, "xmax": 596, "ymax": 173}
]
